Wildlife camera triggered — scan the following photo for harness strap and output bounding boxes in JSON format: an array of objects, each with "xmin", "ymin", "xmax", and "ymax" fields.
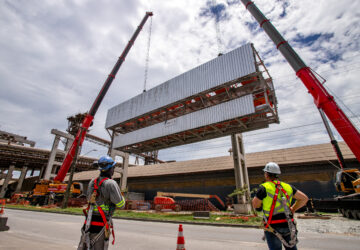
[
  {"xmin": 94, "ymin": 177, "xmax": 109, "ymax": 191},
  {"xmin": 265, "ymin": 181, "xmax": 291, "ymax": 227},
  {"xmin": 97, "ymin": 205, "xmax": 109, "ymax": 230},
  {"xmin": 83, "ymin": 177, "xmax": 110, "ymax": 230},
  {"xmin": 83, "ymin": 221, "xmax": 105, "ymax": 226},
  {"xmin": 83, "ymin": 206, "xmax": 88, "ymax": 217},
  {"xmin": 263, "ymin": 225, "xmax": 296, "ymax": 248},
  {"xmin": 262, "ymin": 181, "xmax": 297, "ymax": 248},
  {"xmin": 272, "ymin": 180, "xmax": 290, "ymax": 200},
  {"xmin": 88, "ymin": 177, "xmax": 116, "ymax": 245},
  {"xmin": 264, "ymin": 218, "xmax": 294, "ymax": 225},
  {"xmin": 266, "ymin": 182, "xmax": 280, "ymax": 226},
  {"xmin": 91, "ymin": 227, "xmax": 105, "ymax": 247},
  {"xmin": 111, "ymin": 224, "xmax": 115, "ymax": 245}
]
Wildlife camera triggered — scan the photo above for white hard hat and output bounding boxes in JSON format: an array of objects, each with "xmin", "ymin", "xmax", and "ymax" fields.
[{"xmin": 263, "ymin": 162, "xmax": 281, "ymax": 174}]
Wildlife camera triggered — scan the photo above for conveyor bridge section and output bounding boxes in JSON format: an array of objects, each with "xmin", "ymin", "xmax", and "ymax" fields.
[{"xmin": 106, "ymin": 43, "xmax": 278, "ymax": 153}]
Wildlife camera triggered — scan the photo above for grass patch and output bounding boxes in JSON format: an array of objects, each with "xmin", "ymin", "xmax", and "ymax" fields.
[{"xmin": 5, "ymin": 204, "xmax": 262, "ymax": 226}]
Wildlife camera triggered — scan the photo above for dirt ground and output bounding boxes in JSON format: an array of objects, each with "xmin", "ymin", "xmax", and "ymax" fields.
[{"xmin": 296, "ymin": 213, "xmax": 360, "ymax": 235}]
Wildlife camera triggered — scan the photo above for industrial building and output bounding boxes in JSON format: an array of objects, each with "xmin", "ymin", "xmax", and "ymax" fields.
[
  {"xmin": 1, "ymin": 136, "xmax": 357, "ymax": 203},
  {"xmin": 65, "ymin": 142, "xmax": 357, "ymax": 204}
]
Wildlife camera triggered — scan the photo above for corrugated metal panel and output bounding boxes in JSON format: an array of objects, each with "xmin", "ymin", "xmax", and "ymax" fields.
[
  {"xmin": 106, "ymin": 43, "xmax": 256, "ymax": 129},
  {"xmin": 113, "ymin": 94, "xmax": 255, "ymax": 148}
]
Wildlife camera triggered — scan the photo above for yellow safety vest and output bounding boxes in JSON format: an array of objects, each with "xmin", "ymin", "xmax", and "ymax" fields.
[{"xmin": 260, "ymin": 181, "xmax": 293, "ymax": 218}]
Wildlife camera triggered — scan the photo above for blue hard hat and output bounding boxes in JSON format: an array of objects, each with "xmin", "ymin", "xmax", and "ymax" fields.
[{"xmin": 98, "ymin": 155, "xmax": 116, "ymax": 171}]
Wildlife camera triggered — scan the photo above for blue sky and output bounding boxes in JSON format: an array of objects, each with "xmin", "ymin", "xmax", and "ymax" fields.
[{"xmin": 0, "ymin": 0, "xmax": 359, "ymax": 165}]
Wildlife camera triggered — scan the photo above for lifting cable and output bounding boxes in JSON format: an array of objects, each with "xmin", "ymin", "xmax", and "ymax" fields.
[
  {"xmin": 143, "ymin": 15, "xmax": 153, "ymax": 93},
  {"xmin": 325, "ymin": 85, "xmax": 360, "ymax": 124},
  {"xmin": 141, "ymin": 15, "xmax": 158, "ymax": 162},
  {"xmin": 212, "ymin": 0, "xmax": 224, "ymax": 55}
]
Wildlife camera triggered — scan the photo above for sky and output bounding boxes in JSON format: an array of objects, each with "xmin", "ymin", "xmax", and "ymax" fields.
[{"xmin": 0, "ymin": 0, "xmax": 359, "ymax": 165}]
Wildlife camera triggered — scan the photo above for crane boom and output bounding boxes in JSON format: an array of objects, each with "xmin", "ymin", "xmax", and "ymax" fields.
[
  {"xmin": 241, "ymin": 0, "xmax": 360, "ymax": 162},
  {"xmin": 54, "ymin": 12, "xmax": 153, "ymax": 182}
]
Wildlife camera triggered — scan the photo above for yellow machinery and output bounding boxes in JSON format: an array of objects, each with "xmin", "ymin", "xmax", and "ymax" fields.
[
  {"xmin": 30, "ymin": 180, "xmax": 82, "ymax": 206},
  {"xmin": 335, "ymin": 169, "xmax": 360, "ymax": 194}
]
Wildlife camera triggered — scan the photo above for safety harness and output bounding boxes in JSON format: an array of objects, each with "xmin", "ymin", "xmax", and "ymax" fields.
[
  {"xmin": 81, "ymin": 177, "xmax": 115, "ymax": 249},
  {"xmin": 261, "ymin": 181, "xmax": 298, "ymax": 248}
]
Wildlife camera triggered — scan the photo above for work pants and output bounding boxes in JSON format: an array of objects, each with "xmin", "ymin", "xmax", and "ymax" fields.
[
  {"xmin": 78, "ymin": 228, "xmax": 109, "ymax": 250},
  {"xmin": 264, "ymin": 227, "xmax": 297, "ymax": 250}
]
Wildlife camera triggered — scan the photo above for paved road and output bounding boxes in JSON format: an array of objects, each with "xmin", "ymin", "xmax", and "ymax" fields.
[{"xmin": 0, "ymin": 209, "xmax": 359, "ymax": 249}]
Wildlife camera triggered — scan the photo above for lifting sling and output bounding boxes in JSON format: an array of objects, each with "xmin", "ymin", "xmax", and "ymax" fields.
[{"xmin": 261, "ymin": 181, "xmax": 298, "ymax": 248}]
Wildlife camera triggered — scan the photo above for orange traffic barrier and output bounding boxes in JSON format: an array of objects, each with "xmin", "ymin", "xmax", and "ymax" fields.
[
  {"xmin": 0, "ymin": 199, "xmax": 5, "ymax": 216},
  {"xmin": 176, "ymin": 224, "xmax": 185, "ymax": 250}
]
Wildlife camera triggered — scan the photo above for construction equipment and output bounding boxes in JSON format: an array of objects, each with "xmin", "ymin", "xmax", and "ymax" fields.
[
  {"xmin": 241, "ymin": 0, "xmax": 360, "ymax": 160},
  {"xmin": 30, "ymin": 12, "xmax": 153, "ymax": 205},
  {"xmin": 154, "ymin": 191, "xmax": 225, "ymax": 212},
  {"xmin": 241, "ymin": 0, "xmax": 360, "ymax": 219},
  {"xmin": 307, "ymin": 169, "xmax": 360, "ymax": 219},
  {"xmin": 30, "ymin": 180, "xmax": 82, "ymax": 206},
  {"xmin": 154, "ymin": 196, "xmax": 181, "ymax": 212},
  {"xmin": 55, "ymin": 11, "xmax": 153, "ymax": 182},
  {"xmin": 336, "ymin": 169, "xmax": 360, "ymax": 194}
]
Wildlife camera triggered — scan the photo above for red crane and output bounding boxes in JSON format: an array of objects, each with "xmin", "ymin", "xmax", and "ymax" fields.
[
  {"xmin": 241, "ymin": 0, "xmax": 360, "ymax": 162},
  {"xmin": 54, "ymin": 12, "xmax": 153, "ymax": 182}
]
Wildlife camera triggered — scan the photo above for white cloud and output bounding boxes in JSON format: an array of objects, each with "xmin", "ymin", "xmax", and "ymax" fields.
[{"xmin": 0, "ymin": 0, "xmax": 359, "ymax": 164}]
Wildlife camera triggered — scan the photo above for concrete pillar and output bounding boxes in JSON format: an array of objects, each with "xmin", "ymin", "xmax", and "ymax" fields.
[
  {"xmin": 15, "ymin": 165, "xmax": 27, "ymax": 192},
  {"xmin": 15, "ymin": 165, "xmax": 28, "ymax": 192},
  {"xmin": 0, "ymin": 164, "xmax": 15, "ymax": 198},
  {"xmin": 231, "ymin": 133, "xmax": 251, "ymax": 214},
  {"xmin": 44, "ymin": 135, "xmax": 60, "ymax": 180},
  {"xmin": 120, "ymin": 153, "xmax": 129, "ymax": 191},
  {"xmin": 39, "ymin": 164, "xmax": 46, "ymax": 179},
  {"xmin": 110, "ymin": 149, "xmax": 129, "ymax": 192},
  {"xmin": 64, "ymin": 138, "xmax": 74, "ymax": 152}
]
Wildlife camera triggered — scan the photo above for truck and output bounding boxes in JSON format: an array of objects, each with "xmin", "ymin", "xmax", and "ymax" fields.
[
  {"xmin": 30, "ymin": 180, "xmax": 82, "ymax": 206},
  {"xmin": 241, "ymin": 0, "xmax": 360, "ymax": 219},
  {"xmin": 307, "ymin": 169, "xmax": 360, "ymax": 219}
]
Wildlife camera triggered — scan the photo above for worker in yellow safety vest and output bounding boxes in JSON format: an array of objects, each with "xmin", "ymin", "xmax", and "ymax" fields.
[
  {"xmin": 252, "ymin": 162, "xmax": 308, "ymax": 250},
  {"xmin": 78, "ymin": 156, "xmax": 125, "ymax": 250}
]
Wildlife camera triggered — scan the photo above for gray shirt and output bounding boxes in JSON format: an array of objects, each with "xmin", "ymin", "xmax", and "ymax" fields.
[{"xmin": 87, "ymin": 176, "xmax": 125, "ymax": 217}]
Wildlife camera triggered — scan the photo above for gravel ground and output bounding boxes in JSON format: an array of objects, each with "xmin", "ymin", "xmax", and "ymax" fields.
[{"xmin": 296, "ymin": 214, "xmax": 360, "ymax": 236}]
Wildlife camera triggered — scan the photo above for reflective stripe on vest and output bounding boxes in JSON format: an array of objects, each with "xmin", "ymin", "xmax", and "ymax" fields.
[
  {"xmin": 261, "ymin": 181, "xmax": 293, "ymax": 218},
  {"xmin": 94, "ymin": 204, "xmax": 110, "ymax": 212}
]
